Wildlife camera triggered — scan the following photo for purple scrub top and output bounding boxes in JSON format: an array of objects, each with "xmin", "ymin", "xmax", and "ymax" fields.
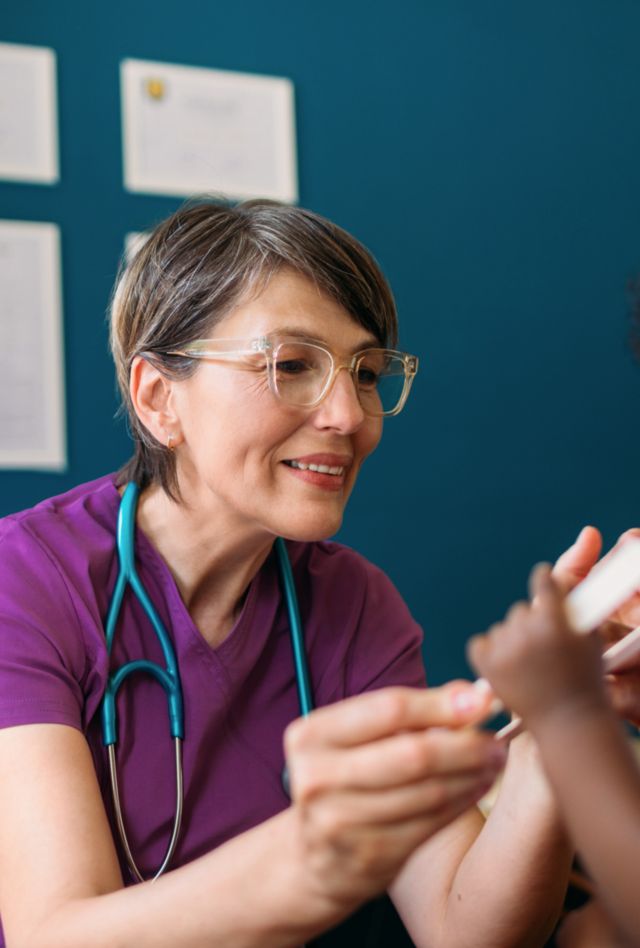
[{"xmin": 0, "ymin": 474, "xmax": 425, "ymax": 886}]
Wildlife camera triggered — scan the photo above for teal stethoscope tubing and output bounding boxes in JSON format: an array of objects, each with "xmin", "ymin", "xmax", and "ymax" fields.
[{"xmin": 101, "ymin": 481, "xmax": 313, "ymax": 882}]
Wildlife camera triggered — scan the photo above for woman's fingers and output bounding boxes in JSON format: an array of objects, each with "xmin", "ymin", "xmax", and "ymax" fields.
[
  {"xmin": 553, "ymin": 527, "xmax": 640, "ymax": 629},
  {"xmin": 289, "ymin": 727, "xmax": 504, "ymax": 798},
  {"xmin": 285, "ymin": 683, "xmax": 495, "ymax": 754},
  {"xmin": 286, "ymin": 686, "xmax": 506, "ymax": 907},
  {"xmin": 304, "ymin": 769, "xmax": 498, "ymax": 827},
  {"xmin": 552, "ymin": 526, "xmax": 602, "ymax": 594}
]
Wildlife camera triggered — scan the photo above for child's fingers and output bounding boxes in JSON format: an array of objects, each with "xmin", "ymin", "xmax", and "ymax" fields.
[
  {"xmin": 529, "ymin": 563, "xmax": 569, "ymax": 625},
  {"xmin": 466, "ymin": 632, "xmax": 491, "ymax": 676},
  {"xmin": 505, "ymin": 601, "xmax": 529, "ymax": 626},
  {"xmin": 528, "ymin": 562, "xmax": 554, "ymax": 602}
]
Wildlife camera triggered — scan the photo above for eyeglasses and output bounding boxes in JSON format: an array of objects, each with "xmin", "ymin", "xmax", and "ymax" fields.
[{"xmin": 163, "ymin": 335, "xmax": 419, "ymax": 417}]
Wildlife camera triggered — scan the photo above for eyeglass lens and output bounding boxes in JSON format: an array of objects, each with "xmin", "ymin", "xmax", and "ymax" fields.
[{"xmin": 272, "ymin": 342, "xmax": 408, "ymax": 415}]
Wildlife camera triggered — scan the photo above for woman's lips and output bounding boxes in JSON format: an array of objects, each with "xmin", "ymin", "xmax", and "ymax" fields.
[{"xmin": 282, "ymin": 458, "xmax": 347, "ymax": 491}]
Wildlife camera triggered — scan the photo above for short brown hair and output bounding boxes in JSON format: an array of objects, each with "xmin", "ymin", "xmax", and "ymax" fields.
[{"xmin": 110, "ymin": 198, "xmax": 398, "ymax": 498}]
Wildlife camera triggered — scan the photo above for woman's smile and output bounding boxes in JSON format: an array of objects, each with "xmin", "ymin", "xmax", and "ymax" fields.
[{"xmin": 281, "ymin": 452, "xmax": 352, "ymax": 492}]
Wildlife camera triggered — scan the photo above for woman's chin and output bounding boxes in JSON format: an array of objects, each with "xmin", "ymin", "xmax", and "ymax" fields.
[{"xmin": 278, "ymin": 512, "xmax": 344, "ymax": 543}]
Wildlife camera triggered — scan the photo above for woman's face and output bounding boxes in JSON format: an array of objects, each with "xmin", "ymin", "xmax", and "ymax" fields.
[{"xmin": 170, "ymin": 269, "xmax": 383, "ymax": 542}]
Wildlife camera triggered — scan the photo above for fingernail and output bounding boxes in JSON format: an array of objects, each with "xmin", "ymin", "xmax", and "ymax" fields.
[
  {"xmin": 574, "ymin": 526, "xmax": 594, "ymax": 545},
  {"xmin": 452, "ymin": 679, "xmax": 500, "ymax": 715},
  {"xmin": 474, "ymin": 678, "xmax": 493, "ymax": 697},
  {"xmin": 451, "ymin": 687, "xmax": 482, "ymax": 714},
  {"xmin": 475, "ymin": 679, "xmax": 504, "ymax": 714}
]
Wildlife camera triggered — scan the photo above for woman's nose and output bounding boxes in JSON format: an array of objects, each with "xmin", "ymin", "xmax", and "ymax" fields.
[{"xmin": 312, "ymin": 366, "xmax": 365, "ymax": 432}]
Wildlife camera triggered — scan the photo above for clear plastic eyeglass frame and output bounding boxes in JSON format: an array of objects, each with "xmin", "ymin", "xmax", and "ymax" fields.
[{"xmin": 162, "ymin": 335, "xmax": 419, "ymax": 417}]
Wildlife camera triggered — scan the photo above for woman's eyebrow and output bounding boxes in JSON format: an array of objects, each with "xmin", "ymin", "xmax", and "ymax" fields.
[{"xmin": 273, "ymin": 326, "xmax": 380, "ymax": 351}]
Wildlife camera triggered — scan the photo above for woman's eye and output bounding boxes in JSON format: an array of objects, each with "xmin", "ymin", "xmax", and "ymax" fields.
[
  {"xmin": 357, "ymin": 367, "xmax": 379, "ymax": 388},
  {"xmin": 276, "ymin": 359, "xmax": 310, "ymax": 375}
]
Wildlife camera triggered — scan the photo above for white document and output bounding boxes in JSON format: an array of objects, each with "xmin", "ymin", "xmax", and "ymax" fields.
[
  {"xmin": 121, "ymin": 58, "xmax": 297, "ymax": 202},
  {"xmin": 0, "ymin": 220, "xmax": 66, "ymax": 470},
  {"xmin": 0, "ymin": 43, "xmax": 59, "ymax": 184},
  {"xmin": 124, "ymin": 231, "xmax": 148, "ymax": 264}
]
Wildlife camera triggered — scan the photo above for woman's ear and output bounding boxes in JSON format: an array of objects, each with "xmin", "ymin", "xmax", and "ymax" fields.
[{"xmin": 130, "ymin": 356, "xmax": 181, "ymax": 447}]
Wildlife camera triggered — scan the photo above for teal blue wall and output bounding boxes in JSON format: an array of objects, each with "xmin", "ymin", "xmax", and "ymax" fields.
[{"xmin": 3, "ymin": 1, "xmax": 640, "ymax": 686}]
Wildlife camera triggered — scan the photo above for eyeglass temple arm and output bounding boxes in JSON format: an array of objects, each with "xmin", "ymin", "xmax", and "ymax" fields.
[{"xmin": 164, "ymin": 338, "xmax": 271, "ymax": 359}]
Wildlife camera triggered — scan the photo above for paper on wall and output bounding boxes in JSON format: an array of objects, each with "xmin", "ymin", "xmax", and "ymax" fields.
[
  {"xmin": 0, "ymin": 220, "xmax": 66, "ymax": 470},
  {"xmin": 0, "ymin": 43, "xmax": 59, "ymax": 184},
  {"xmin": 121, "ymin": 58, "xmax": 297, "ymax": 203}
]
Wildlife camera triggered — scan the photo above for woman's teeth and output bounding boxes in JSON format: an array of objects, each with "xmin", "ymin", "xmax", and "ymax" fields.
[{"xmin": 287, "ymin": 460, "xmax": 345, "ymax": 476}]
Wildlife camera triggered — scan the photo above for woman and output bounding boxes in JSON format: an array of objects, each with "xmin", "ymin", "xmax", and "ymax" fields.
[{"xmin": 0, "ymin": 200, "xmax": 572, "ymax": 947}]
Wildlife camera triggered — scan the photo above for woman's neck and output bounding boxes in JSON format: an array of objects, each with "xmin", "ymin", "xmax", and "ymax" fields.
[{"xmin": 135, "ymin": 483, "xmax": 275, "ymax": 648}]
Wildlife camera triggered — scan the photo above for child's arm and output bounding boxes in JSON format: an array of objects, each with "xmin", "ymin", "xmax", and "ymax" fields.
[{"xmin": 468, "ymin": 566, "xmax": 640, "ymax": 947}]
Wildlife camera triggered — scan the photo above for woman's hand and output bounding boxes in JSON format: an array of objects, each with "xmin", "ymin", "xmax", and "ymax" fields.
[
  {"xmin": 550, "ymin": 525, "xmax": 603, "ymax": 595},
  {"xmin": 467, "ymin": 565, "xmax": 607, "ymax": 731},
  {"xmin": 283, "ymin": 682, "xmax": 506, "ymax": 909},
  {"xmin": 553, "ymin": 526, "xmax": 640, "ymax": 726}
]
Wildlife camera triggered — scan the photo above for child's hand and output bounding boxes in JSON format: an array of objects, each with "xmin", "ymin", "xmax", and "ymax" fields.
[
  {"xmin": 552, "ymin": 526, "xmax": 640, "ymax": 726},
  {"xmin": 467, "ymin": 564, "xmax": 608, "ymax": 731}
]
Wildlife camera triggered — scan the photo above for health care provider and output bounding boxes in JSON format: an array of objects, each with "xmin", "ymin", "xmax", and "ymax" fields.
[{"xmin": 0, "ymin": 200, "xmax": 586, "ymax": 947}]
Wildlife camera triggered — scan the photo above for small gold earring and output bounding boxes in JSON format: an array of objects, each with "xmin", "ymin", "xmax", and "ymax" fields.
[{"xmin": 167, "ymin": 434, "xmax": 174, "ymax": 451}]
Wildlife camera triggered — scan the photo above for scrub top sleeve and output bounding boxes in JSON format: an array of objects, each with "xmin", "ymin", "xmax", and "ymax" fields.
[
  {"xmin": 0, "ymin": 522, "xmax": 89, "ymax": 730},
  {"xmin": 347, "ymin": 561, "xmax": 427, "ymax": 696}
]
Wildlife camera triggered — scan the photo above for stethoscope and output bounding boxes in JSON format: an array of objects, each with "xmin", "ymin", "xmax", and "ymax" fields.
[{"xmin": 101, "ymin": 482, "xmax": 314, "ymax": 882}]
